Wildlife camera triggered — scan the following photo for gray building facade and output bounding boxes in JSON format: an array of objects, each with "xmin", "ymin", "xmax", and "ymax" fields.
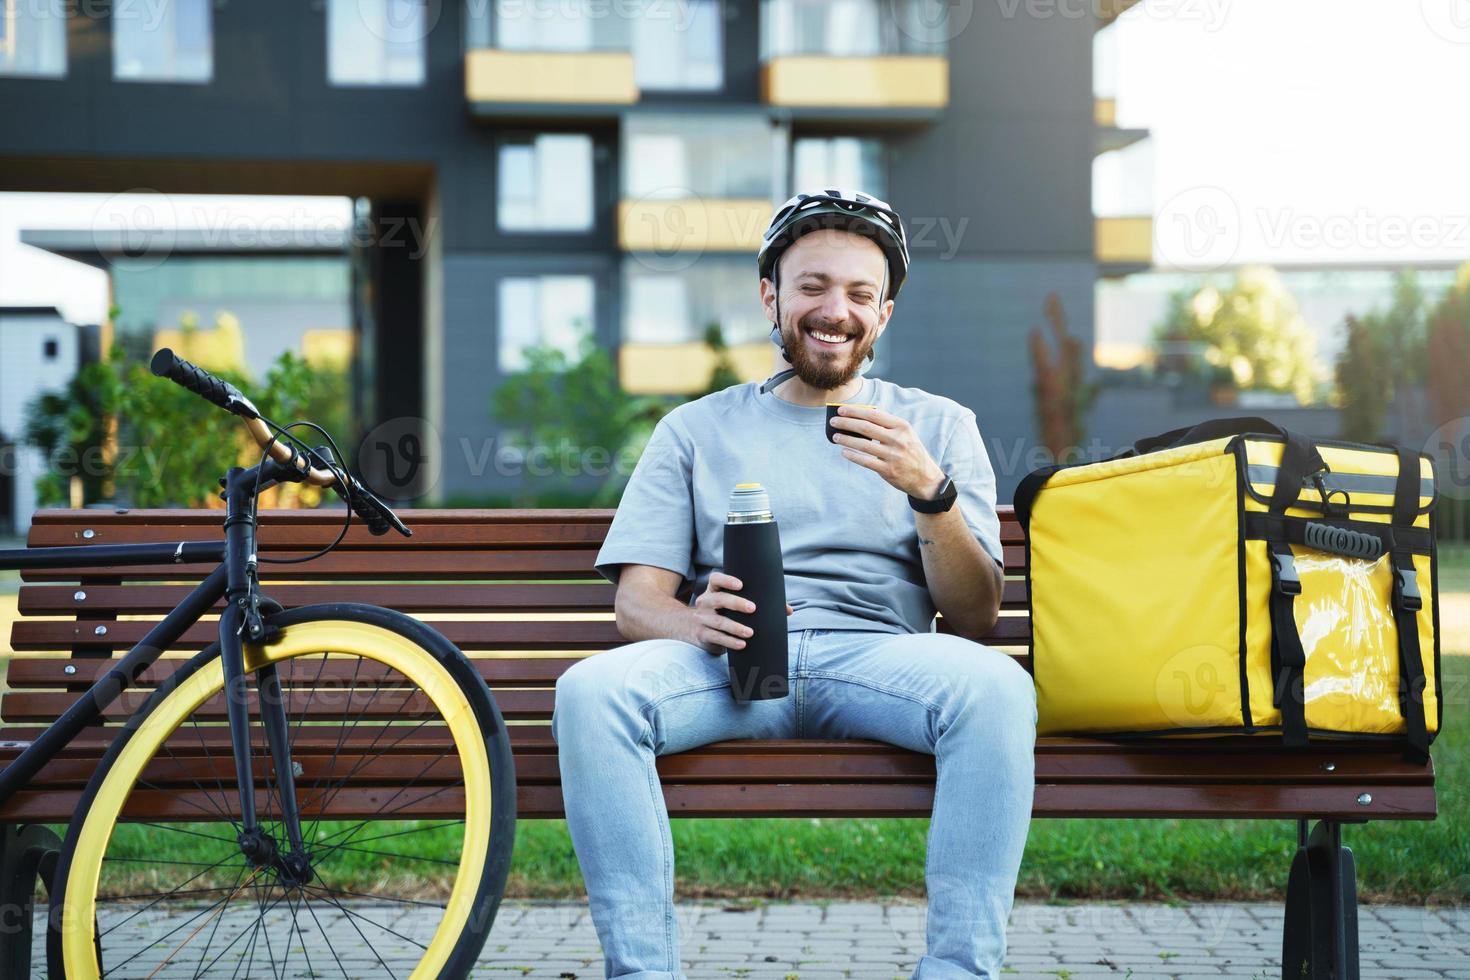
[{"xmin": 0, "ymin": 0, "xmax": 1104, "ymax": 503}]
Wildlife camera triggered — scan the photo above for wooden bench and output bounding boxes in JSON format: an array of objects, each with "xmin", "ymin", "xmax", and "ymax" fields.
[{"xmin": 1, "ymin": 506, "xmax": 1438, "ymax": 978}]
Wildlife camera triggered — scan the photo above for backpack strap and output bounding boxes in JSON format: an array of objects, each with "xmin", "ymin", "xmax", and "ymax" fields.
[{"xmin": 1389, "ymin": 446, "xmax": 1431, "ymax": 765}]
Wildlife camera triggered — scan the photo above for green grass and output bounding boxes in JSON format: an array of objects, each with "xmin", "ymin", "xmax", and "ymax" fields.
[{"xmin": 1440, "ymin": 543, "xmax": 1470, "ymax": 592}]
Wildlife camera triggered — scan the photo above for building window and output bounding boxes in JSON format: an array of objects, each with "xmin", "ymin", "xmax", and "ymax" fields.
[
  {"xmin": 623, "ymin": 257, "xmax": 768, "ymax": 346},
  {"xmin": 491, "ymin": 0, "xmax": 629, "ymax": 52},
  {"xmin": 632, "ymin": 0, "xmax": 721, "ymax": 92},
  {"xmin": 498, "ymin": 135, "xmax": 595, "ymax": 232},
  {"xmin": 624, "ymin": 114, "xmax": 780, "ymax": 200},
  {"xmin": 113, "ymin": 0, "xmax": 212, "ymax": 83},
  {"xmin": 498, "ymin": 275, "xmax": 595, "ymax": 373},
  {"xmin": 760, "ymin": 0, "xmax": 947, "ymax": 58},
  {"xmin": 0, "ymin": 0, "xmax": 66, "ymax": 77},
  {"xmin": 792, "ymin": 137, "xmax": 884, "ymax": 197},
  {"xmin": 328, "ymin": 0, "xmax": 426, "ymax": 86},
  {"xmin": 42, "ymin": 338, "xmax": 58, "ymax": 360}
]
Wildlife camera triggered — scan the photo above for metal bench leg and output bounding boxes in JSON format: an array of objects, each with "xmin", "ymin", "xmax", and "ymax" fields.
[
  {"xmin": 0, "ymin": 823, "xmax": 64, "ymax": 979},
  {"xmin": 1283, "ymin": 818, "xmax": 1359, "ymax": 980}
]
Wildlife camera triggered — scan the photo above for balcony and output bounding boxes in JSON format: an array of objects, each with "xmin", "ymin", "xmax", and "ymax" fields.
[
  {"xmin": 1095, "ymin": 98, "xmax": 1149, "ymax": 154},
  {"xmin": 618, "ymin": 114, "xmax": 780, "ymax": 255},
  {"xmin": 759, "ymin": 0, "xmax": 949, "ymax": 121},
  {"xmin": 463, "ymin": 2, "xmax": 638, "ymax": 116},
  {"xmin": 1094, "ymin": 24, "xmax": 1148, "ymax": 155},
  {"xmin": 620, "ymin": 256, "xmax": 776, "ymax": 394},
  {"xmin": 1096, "ymin": 0, "xmax": 1142, "ymax": 29},
  {"xmin": 620, "ymin": 342, "xmax": 775, "ymax": 395},
  {"xmin": 465, "ymin": 50, "xmax": 637, "ymax": 113},
  {"xmin": 618, "ymin": 198, "xmax": 771, "ymax": 253},
  {"xmin": 1095, "ymin": 216, "xmax": 1153, "ymax": 273}
]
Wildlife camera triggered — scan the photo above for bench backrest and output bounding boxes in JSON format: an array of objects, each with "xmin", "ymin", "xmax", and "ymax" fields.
[
  {"xmin": 3, "ymin": 507, "xmax": 1440, "ymax": 825},
  {"xmin": 4, "ymin": 505, "xmax": 1029, "ymax": 736}
]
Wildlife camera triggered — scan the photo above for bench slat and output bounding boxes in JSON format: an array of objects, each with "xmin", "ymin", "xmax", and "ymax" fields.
[
  {"xmin": 26, "ymin": 507, "xmax": 1026, "ymax": 544},
  {"xmin": 0, "ymin": 781, "xmax": 1435, "ymax": 823},
  {"xmin": 15, "ymin": 543, "xmax": 1033, "ymax": 581},
  {"xmin": 15, "ymin": 580, "xmax": 1033, "ymax": 615},
  {"xmin": 0, "ymin": 733, "xmax": 1432, "ymax": 787},
  {"xmin": 6, "ymin": 614, "xmax": 1036, "ymax": 653}
]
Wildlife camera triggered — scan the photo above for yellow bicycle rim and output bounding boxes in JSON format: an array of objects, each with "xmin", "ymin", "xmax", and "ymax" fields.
[{"xmin": 60, "ymin": 619, "xmax": 494, "ymax": 979}]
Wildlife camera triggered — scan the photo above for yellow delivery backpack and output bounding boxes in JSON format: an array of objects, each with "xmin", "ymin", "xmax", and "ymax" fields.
[{"xmin": 1013, "ymin": 417, "xmax": 1440, "ymax": 762}]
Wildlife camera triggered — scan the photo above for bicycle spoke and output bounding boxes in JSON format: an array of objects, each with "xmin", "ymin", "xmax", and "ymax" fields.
[{"xmin": 307, "ymin": 884, "xmax": 402, "ymax": 980}]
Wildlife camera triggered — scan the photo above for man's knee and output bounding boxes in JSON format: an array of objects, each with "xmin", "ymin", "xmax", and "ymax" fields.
[
  {"xmin": 939, "ymin": 638, "xmax": 1037, "ymax": 728},
  {"xmin": 551, "ymin": 638, "xmax": 707, "ymax": 744}
]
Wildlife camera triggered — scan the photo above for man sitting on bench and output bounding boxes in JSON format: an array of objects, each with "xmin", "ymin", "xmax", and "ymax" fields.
[{"xmin": 552, "ymin": 189, "xmax": 1038, "ymax": 980}]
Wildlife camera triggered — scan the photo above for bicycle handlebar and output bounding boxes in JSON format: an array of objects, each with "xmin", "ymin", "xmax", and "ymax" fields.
[
  {"xmin": 149, "ymin": 348, "xmax": 411, "ymax": 536},
  {"xmin": 150, "ymin": 348, "xmax": 260, "ymax": 419}
]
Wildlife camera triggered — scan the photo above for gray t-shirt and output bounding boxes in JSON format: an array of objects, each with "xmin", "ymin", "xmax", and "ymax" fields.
[{"xmin": 594, "ymin": 374, "xmax": 1005, "ymax": 635}]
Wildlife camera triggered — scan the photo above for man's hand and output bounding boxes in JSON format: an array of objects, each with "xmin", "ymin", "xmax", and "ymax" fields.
[
  {"xmin": 830, "ymin": 404, "xmax": 946, "ymax": 498},
  {"xmin": 688, "ymin": 571, "xmax": 796, "ymax": 656}
]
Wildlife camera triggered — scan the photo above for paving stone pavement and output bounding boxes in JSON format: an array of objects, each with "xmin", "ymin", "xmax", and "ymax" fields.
[{"xmin": 29, "ymin": 898, "xmax": 1470, "ymax": 978}]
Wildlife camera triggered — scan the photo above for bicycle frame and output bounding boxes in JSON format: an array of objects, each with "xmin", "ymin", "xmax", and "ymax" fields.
[{"xmin": 0, "ymin": 455, "xmax": 313, "ymax": 869}]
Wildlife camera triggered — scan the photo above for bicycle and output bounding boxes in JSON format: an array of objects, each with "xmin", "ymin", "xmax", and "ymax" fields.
[{"xmin": 0, "ymin": 349, "xmax": 518, "ymax": 979}]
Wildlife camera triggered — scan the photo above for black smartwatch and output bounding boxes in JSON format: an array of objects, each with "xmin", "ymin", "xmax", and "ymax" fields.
[{"xmin": 908, "ymin": 474, "xmax": 958, "ymax": 513}]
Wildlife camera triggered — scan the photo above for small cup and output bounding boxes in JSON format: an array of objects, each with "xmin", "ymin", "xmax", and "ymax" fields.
[{"xmin": 826, "ymin": 403, "xmax": 878, "ymax": 444}]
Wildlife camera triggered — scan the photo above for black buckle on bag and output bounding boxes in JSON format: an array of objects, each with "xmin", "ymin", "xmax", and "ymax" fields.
[
  {"xmin": 1393, "ymin": 564, "xmax": 1422, "ymax": 613},
  {"xmin": 1271, "ymin": 550, "xmax": 1301, "ymax": 596}
]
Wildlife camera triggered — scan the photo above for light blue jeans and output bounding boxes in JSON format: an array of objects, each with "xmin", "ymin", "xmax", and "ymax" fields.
[{"xmin": 550, "ymin": 627, "xmax": 1038, "ymax": 980}]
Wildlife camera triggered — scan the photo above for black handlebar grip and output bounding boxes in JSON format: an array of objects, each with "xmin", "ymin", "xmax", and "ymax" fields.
[{"xmin": 150, "ymin": 348, "xmax": 257, "ymax": 418}]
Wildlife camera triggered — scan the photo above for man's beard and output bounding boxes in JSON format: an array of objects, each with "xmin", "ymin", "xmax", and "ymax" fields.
[{"xmin": 780, "ymin": 311, "xmax": 876, "ymax": 391}]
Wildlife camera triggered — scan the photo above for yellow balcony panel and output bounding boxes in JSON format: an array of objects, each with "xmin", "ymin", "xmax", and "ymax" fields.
[
  {"xmin": 1097, "ymin": 0, "xmax": 1142, "ymax": 28},
  {"xmin": 1094, "ymin": 97, "xmax": 1116, "ymax": 128},
  {"xmin": 465, "ymin": 50, "xmax": 637, "ymax": 106},
  {"xmin": 618, "ymin": 198, "xmax": 770, "ymax": 254},
  {"xmin": 620, "ymin": 342, "xmax": 774, "ymax": 395},
  {"xmin": 761, "ymin": 56, "xmax": 948, "ymax": 110},
  {"xmin": 1095, "ymin": 215, "xmax": 1153, "ymax": 267}
]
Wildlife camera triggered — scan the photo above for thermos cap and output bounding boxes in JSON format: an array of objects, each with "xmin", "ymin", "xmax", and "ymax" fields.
[{"xmin": 728, "ymin": 483, "xmax": 772, "ymax": 520}]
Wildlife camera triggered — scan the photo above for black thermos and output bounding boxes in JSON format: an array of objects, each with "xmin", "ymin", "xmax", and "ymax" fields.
[{"xmin": 722, "ymin": 483, "xmax": 789, "ymax": 702}]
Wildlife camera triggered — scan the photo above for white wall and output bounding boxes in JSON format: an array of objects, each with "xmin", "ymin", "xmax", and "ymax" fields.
[{"xmin": 0, "ymin": 310, "xmax": 78, "ymax": 532}]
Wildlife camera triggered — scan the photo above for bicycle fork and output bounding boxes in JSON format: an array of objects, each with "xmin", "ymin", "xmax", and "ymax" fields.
[{"xmin": 220, "ymin": 465, "xmax": 313, "ymax": 885}]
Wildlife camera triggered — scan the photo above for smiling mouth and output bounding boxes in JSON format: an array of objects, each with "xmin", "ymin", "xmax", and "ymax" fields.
[{"xmin": 805, "ymin": 326, "xmax": 854, "ymax": 349}]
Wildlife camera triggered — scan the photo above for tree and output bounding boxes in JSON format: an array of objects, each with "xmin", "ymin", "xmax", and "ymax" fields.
[
  {"xmin": 22, "ymin": 357, "xmax": 122, "ymax": 507},
  {"xmin": 1152, "ymin": 266, "xmax": 1319, "ymax": 403},
  {"xmin": 1334, "ymin": 271, "xmax": 1426, "ymax": 442},
  {"xmin": 1029, "ymin": 293, "xmax": 1094, "ymax": 460},
  {"xmin": 1426, "ymin": 262, "xmax": 1470, "ymax": 433},
  {"xmin": 491, "ymin": 335, "xmax": 672, "ymax": 506},
  {"xmin": 24, "ymin": 313, "xmax": 354, "ymax": 509},
  {"xmin": 697, "ymin": 322, "xmax": 742, "ymax": 397},
  {"xmin": 1336, "ymin": 315, "xmax": 1394, "ymax": 443}
]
